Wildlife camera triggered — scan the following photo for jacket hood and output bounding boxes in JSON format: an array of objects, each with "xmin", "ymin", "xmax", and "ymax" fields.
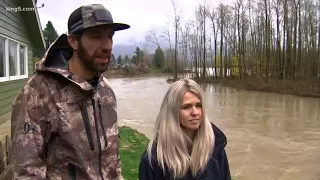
[{"xmin": 35, "ymin": 34, "xmax": 103, "ymax": 91}]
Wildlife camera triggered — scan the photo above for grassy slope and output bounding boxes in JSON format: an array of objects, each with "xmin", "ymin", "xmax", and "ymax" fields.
[{"xmin": 119, "ymin": 126, "xmax": 149, "ymax": 180}]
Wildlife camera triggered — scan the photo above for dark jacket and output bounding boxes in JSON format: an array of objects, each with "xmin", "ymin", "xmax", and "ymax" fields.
[
  {"xmin": 139, "ymin": 123, "xmax": 231, "ymax": 180},
  {"xmin": 2, "ymin": 34, "xmax": 123, "ymax": 180}
]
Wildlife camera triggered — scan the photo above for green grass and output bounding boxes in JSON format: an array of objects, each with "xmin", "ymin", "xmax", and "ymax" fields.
[{"xmin": 119, "ymin": 126, "xmax": 149, "ymax": 180}]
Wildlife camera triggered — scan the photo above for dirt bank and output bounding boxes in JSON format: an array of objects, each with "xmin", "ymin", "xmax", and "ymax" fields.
[{"xmin": 168, "ymin": 77, "xmax": 320, "ymax": 98}]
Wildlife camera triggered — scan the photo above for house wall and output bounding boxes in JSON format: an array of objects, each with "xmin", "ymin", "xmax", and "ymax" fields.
[{"xmin": 0, "ymin": 0, "xmax": 36, "ymax": 124}]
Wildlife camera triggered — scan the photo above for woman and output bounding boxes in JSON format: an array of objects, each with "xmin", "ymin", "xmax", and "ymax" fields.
[{"xmin": 139, "ymin": 78, "xmax": 231, "ymax": 180}]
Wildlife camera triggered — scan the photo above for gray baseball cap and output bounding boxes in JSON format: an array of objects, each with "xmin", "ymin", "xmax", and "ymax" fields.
[{"xmin": 67, "ymin": 4, "xmax": 130, "ymax": 34}]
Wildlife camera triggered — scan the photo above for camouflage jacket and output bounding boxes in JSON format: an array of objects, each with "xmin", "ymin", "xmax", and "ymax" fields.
[{"xmin": 5, "ymin": 34, "xmax": 122, "ymax": 180}]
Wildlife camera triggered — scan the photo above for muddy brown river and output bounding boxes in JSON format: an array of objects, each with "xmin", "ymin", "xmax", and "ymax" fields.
[{"xmin": 108, "ymin": 75, "xmax": 320, "ymax": 180}]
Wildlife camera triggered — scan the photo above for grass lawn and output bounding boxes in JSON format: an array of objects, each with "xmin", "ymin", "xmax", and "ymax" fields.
[{"xmin": 119, "ymin": 126, "xmax": 149, "ymax": 180}]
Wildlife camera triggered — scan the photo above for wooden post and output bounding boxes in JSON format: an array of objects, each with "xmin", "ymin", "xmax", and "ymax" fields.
[
  {"xmin": 0, "ymin": 141, "xmax": 5, "ymax": 173},
  {"xmin": 6, "ymin": 136, "xmax": 10, "ymax": 165}
]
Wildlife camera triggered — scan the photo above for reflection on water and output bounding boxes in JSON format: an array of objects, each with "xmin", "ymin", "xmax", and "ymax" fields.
[{"xmin": 108, "ymin": 75, "xmax": 320, "ymax": 180}]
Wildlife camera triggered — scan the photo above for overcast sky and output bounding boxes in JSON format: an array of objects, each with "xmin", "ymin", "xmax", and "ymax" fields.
[{"xmin": 37, "ymin": 0, "xmax": 234, "ymax": 46}]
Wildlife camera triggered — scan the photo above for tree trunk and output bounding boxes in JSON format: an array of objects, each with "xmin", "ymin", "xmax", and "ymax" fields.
[
  {"xmin": 275, "ymin": 1, "xmax": 282, "ymax": 79},
  {"xmin": 220, "ymin": 6, "xmax": 224, "ymax": 78},
  {"xmin": 318, "ymin": 0, "xmax": 320, "ymax": 89},
  {"xmin": 298, "ymin": 1, "xmax": 302, "ymax": 80},
  {"xmin": 265, "ymin": 0, "xmax": 270, "ymax": 83},
  {"xmin": 203, "ymin": 6, "xmax": 206, "ymax": 78},
  {"xmin": 293, "ymin": 0, "xmax": 298, "ymax": 80}
]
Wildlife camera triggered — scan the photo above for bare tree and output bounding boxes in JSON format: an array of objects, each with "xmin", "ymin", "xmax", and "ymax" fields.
[
  {"xmin": 273, "ymin": 0, "xmax": 282, "ymax": 78},
  {"xmin": 234, "ymin": 0, "xmax": 245, "ymax": 80},
  {"xmin": 208, "ymin": 7, "xmax": 219, "ymax": 79},
  {"xmin": 171, "ymin": 0, "xmax": 182, "ymax": 80},
  {"xmin": 161, "ymin": 24, "xmax": 173, "ymax": 72},
  {"xmin": 218, "ymin": 3, "xmax": 227, "ymax": 78},
  {"xmin": 264, "ymin": 0, "xmax": 271, "ymax": 82},
  {"xmin": 145, "ymin": 28, "xmax": 160, "ymax": 47},
  {"xmin": 318, "ymin": 0, "xmax": 320, "ymax": 87},
  {"xmin": 160, "ymin": 0, "xmax": 320, "ymax": 94}
]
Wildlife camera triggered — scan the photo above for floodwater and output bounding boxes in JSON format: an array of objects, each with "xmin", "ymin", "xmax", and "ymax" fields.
[{"xmin": 108, "ymin": 75, "xmax": 320, "ymax": 180}]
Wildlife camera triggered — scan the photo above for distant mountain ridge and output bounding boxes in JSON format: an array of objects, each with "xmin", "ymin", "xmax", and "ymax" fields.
[
  {"xmin": 112, "ymin": 42, "xmax": 169, "ymax": 58},
  {"xmin": 112, "ymin": 44, "xmax": 136, "ymax": 58}
]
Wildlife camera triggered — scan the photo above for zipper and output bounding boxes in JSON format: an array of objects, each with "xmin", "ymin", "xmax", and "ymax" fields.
[
  {"xmin": 79, "ymin": 102, "xmax": 95, "ymax": 151},
  {"xmin": 98, "ymin": 100, "xmax": 108, "ymax": 146},
  {"xmin": 92, "ymin": 96, "xmax": 105, "ymax": 180},
  {"xmin": 68, "ymin": 163, "xmax": 76, "ymax": 180}
]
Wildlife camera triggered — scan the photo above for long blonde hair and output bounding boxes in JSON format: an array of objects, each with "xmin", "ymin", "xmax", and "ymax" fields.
[{"xmin": 147, "ymin": 78, "xmax": 215, "ymax": 178}]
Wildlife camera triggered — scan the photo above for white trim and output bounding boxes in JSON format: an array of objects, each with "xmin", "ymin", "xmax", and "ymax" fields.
[
  {"xmin": 0, "ymin": 34, "xmax": 29, "ymax": 82},
  {"xmin": 8, "ymin": 40, "xmax": 19, "ymax": 80},
  {"xmin": 0, "ymin": 38, "xmax": 9, "ymax": 83},
  {"xmin": 0, "ymin": 77, "xmax": 9, "ymax": 82},
  {"xmin": 5, "ymin": 39, "xmax": 9, "ymax": 78},
  {"xmin": 20, "ymin": 46, "xmax": 28, "ymax": 79},
  {"xmin": 31, "ymin": 0, "xmax": 46, "ymax": 49},
  {"xmin": 0, "ymin": 34, "xmax": 28, "ymax": 47},
  {"xmin": 9, "ymin": 76, "xmax": 20, "ymax": 81}
]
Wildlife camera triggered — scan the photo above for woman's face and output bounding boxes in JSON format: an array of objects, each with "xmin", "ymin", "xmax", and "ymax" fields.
[{"xmin": 179, "ymin": 91, "xmax": 203, "ymax": 133}]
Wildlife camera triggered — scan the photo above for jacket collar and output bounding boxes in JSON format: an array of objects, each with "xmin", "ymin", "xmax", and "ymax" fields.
[{"xmin": 211, "ymin": 122, "xmax": 228, "ymax": 154}]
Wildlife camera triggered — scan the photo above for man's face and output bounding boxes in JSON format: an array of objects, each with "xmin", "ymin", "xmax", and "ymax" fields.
[{"xmin": 76, "ymin": 26, "xmax": 114, "ymax": 73}]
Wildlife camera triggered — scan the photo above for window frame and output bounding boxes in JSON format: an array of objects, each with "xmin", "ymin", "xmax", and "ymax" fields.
[{"xmin": 0, "ymin": 34, "xmax": 28, "ymax": 83}]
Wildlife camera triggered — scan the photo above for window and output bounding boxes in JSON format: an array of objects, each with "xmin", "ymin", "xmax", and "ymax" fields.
[
  {"xmin": 9, "ymin": 40, "xmax": 18, "ymax": 77},
  {"xmin": 20, "ymin": 44, "xmax": 26, "ymax": 76},
  {"xmin": 0, "ymin": 34, "xmax": 28, "ymax": 82},
  {"xmin": 0, "ymin": 37, "xmax": 5, "ymax": 78}
]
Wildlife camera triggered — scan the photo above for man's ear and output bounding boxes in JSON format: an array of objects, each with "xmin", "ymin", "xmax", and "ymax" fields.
[{"xmin": 67, "ymin": 34, "xmax": 79, "ymax": 50}]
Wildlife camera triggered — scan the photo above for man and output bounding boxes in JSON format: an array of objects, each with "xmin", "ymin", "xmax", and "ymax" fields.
[{"xmin": 6, "ymin": 4, "xmax": 130, "ymax": 179}]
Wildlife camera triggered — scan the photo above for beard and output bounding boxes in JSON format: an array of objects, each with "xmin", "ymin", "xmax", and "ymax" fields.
[{"xmin": 77, "ymin": 41, "xmax": 110, "ymax": 73}]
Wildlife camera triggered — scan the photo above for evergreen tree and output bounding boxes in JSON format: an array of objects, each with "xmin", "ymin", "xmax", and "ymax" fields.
[
  {"xmin": 43, "ymin": 21, "xmax": 59, "ymax": 46},
  {"xmin": 124, "ymin": 55, "xmax": 130, "ymax": 64},
  {"xmin": 132, "ymin": 47, "xmax": 144, "ymax": 64},
  {"xmin": 117, "ymin": 55, "xmax": 122, "ymax": 64},
  {"xmin": 154, "ymin": 45, "xmax": 165, "ymax": 69}
]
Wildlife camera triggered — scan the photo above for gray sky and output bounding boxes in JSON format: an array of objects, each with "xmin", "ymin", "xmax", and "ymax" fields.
[{"xmin": 37, "ymin": 0, "xmax": 234, "ymax": 46}]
